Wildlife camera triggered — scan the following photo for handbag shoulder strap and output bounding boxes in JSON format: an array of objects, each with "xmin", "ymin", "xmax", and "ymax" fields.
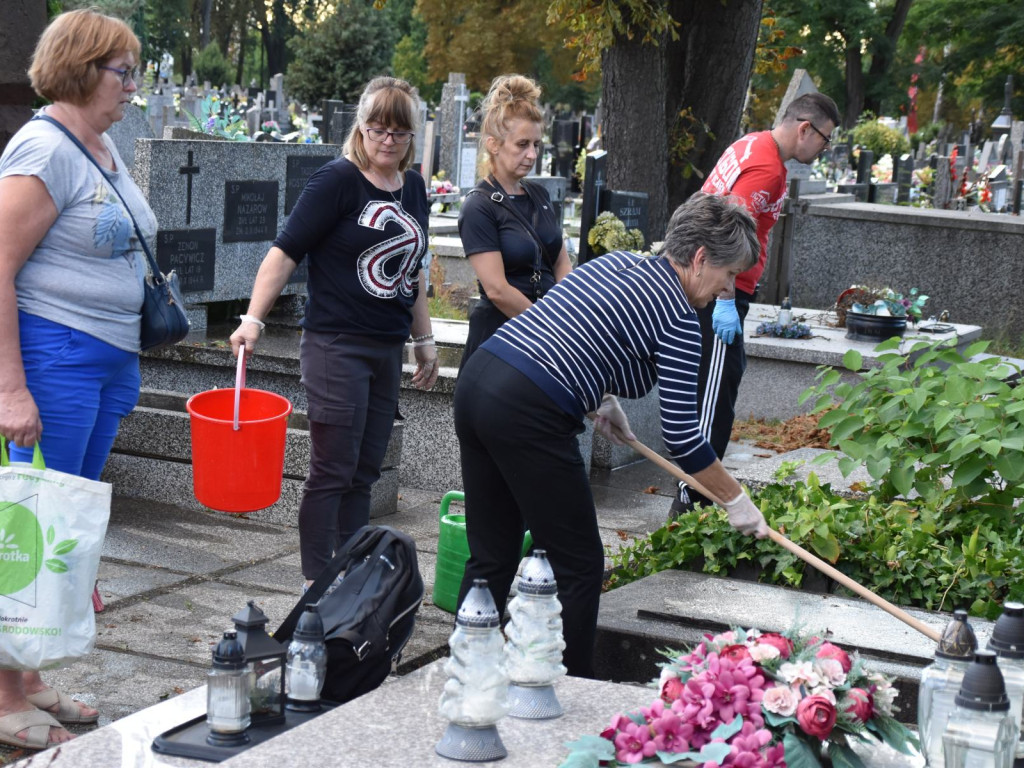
[
  {"xmin": 468, "ymin": 177, "xmax": 552, "ymax": 298},
  {"xmin": 32, "ymin": 114, "xmax": 163, "ymax": 282}
]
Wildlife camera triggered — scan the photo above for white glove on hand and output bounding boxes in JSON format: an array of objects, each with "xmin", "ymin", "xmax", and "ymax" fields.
[
  {"xmin": 722, "ymin": 491, "xmax": 769, "ymax": 538},
  {"xmin": 594, "ymin": 394, "xmax": 636, "ymax": 446}
]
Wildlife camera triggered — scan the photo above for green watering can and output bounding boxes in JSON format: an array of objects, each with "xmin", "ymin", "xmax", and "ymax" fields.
[{"xmin": 432, "ymin": 490, "xmax": 534, "ymax": 613}]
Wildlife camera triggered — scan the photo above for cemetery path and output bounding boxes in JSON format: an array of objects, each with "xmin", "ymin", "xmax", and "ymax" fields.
[{"xmin": 1, "ymin": 447, "xmax": 775, "ymax": 766}]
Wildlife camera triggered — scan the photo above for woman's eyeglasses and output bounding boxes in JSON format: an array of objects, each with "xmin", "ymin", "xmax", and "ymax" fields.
[
  {"xmin": 366, "ymin": 128, "xmax": 414, "ymax": 145},
  {"xmin": 99, "ymin": 65, "xmax": 139, "ymax": 88}
]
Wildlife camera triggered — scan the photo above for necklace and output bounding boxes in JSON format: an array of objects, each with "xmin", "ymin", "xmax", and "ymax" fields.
[{"xmin": 371, "ymin": 168, "xmax": 404, "ymax": 210}]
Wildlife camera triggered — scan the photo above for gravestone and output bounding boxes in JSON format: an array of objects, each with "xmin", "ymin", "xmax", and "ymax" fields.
[
  {"xmin": 1012, "ymin": 120, "xmax": 1024, "ymax": 169},
  {"xmin": 284, "ymin": 155, "xmax": 332, "ymax": 214},
  {"xmin": 870, "ymin": 183, "xmax": 897, "ymax": 204},
  {"xmin": 0, "ymin": 0, "xmax": 45, "ymax": 153},
  {"xmin": 132, "ymin": 138, "xmax": 339, "ymax": 327},
  {"xmin": 457, "ymin": 132, "xmax": 478, "ymax": 190},
  {"xmin": 105, "ymin": 103, "xmax": 155, "ymax": 172},
  {"xmin": 856, "ymin": 149, "xmax": 874, "ymax": 184},
  {"xmin": 437, "ymin": 73, "xmax": 469, "ymax": 184},
  {"xmin": 577, "ymin": 149, "xmax": 607, "ymax": 264},
  {"xmin": 320, "ymin": 99, "xmax": 344, "ymax": 144},
  {"xmin": 997, "ymin": 134, "xmax": 1011, "ymax": 166},
  {"xmin": 329, "ymin": 105, "xmax": 358, "ymax": 148},
  {"xmin": 551, "ymin": 119, "xmax": 578, "ymax": 181},
  {"xmin": 600, "ymin": 189, "xmax": 650, "ymax": 245},
  {"xmin": 526, "ymin": 175, "xmax": 568, "ymax": 230},
  {"xmin": 775, "ymin": 69, "xmax": 820, "ymax": 190},
  {"xmin": 978, "ymin": 140, "xmax": 993, "ymax": 174},
  {"xmin": 895, "ymin": 153, "xmax": 913, "ymax": 203},
  {"xmin": 988, "ymin": 165, "xmax": 1009, "ymax": 211},
  {"xmin": 836, "ymin": 182, "xmax": 869, "ymax": 202},
  {"xmin": 773, "ymin": 68, "xmax": 818, "ymax": 128},
  {"xmin": 932, "ymin": 155, "xmax": 953, "ymax": 209}
]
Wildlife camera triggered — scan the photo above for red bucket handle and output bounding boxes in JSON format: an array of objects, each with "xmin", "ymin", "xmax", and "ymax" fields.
[{"xmin": 233, "ymin": 349, "xmax": 247, "ymax": 431}]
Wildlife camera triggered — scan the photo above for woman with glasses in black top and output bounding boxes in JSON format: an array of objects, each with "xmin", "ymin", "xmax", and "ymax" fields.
[
  {"xmin": 457, "ymin": 75, "xmax": 571, "ymax": 370},
  {"xmin": 231, "ymin": 76, "xmax": 437, "ymax": 591}
]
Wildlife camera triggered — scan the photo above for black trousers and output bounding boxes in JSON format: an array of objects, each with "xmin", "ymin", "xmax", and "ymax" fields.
[
  {"xmin": 689, "ymin": 289, "xmax": 753, "ymax": 507},
  {"xmin": 297, "ymin": 329, "xmax": 403, "ymax": 580},
  {"xmin": 453, "ymin": 350, "xmax": 604, "ymax": 678}
]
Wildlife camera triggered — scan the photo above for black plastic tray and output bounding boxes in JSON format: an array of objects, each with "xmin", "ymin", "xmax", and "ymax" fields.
[{"xmin": 152, "ymin": 704, "xmax": 334, "ymax": 763}]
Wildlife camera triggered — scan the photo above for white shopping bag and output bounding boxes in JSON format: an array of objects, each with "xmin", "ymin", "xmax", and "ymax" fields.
[{"xmin": 0, "ymin": 440, "xmax": 111, "ymax": 670}]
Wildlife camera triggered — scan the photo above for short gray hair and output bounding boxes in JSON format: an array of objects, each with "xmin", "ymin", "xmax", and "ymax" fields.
[{"xmin": 662, "ymin": 193, "xmax": 759, "ymax": 272}]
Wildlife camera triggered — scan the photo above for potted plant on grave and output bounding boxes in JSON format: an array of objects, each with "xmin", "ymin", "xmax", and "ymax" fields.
[
  {"xmin": 588, "ymin": 211, "xmax": 645, "ymax": 257},
  {"xmin": 834, "ymin": 285, "xmax": 928, "ymax": 342}
]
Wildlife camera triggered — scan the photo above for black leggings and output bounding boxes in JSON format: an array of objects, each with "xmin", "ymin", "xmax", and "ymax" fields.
[{"xmin": 453, "ymin": 350, "xmax": 604, "ymax": 678}]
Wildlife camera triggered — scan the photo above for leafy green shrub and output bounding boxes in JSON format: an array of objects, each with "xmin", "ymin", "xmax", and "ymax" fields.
[
  {"xmin": 607, "ymin": 337, "xmax": 1024, "ymax": 619},
  {"xmin": 194, "ymin": 43, "xmax": 230, "ymax": 89},
  {"xmin": 851, "ymin": 119, "xmax": 910, "ymax": 161}
]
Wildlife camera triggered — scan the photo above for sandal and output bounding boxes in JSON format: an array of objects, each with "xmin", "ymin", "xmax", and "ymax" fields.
[
  {"xmin": 0, "ymin": 709, "xmax": 66, "ymax": 750},
  {"xmin": 25, "ymin": 688, "xmax": 99, "ymax": 725}
]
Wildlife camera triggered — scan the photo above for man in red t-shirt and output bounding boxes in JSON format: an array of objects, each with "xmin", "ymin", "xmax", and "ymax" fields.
[{"xmin": 672, "ymin": 92, "xmax": 840, "ymax": 516}]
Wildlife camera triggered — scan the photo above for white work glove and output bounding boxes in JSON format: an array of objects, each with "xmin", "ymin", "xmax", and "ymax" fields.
[
  {"xmin": 722, "ymin": 490, "xmax": 770, "ymax": 538},
  {"xmin": 594, "ymin": 394, "xmax": 636, "ymax": 446}
]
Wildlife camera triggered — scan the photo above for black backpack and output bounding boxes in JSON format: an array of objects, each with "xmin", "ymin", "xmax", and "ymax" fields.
[{"xmin": 274, "ymin": 525, "xmax": 424, "ymax": 704}]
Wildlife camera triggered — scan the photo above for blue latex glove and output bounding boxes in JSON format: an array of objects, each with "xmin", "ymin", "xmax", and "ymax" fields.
[{"xmin": 712, "ymin": 298, "xmax": 742, "ymax": 345}]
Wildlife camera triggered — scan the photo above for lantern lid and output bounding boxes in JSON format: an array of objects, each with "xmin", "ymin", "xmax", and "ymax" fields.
[
  {"xmin": 232, "ymin": 600, "xmax": 270, "ymax": 630},
  {"xmin": 294, "ymin": 604, "xmax": 325, "ymax": 642},
  {"xmin": 955, "ymin": 650, "xmax": 1010, "ymax": 712},
  {"xmin": 516, "ymin": 550, "xmax": 558, "ymax": 596},
  {"xmin": 457, "ymin": 579, "xmax": 500, "ymax": 628},
  {"xmin": 988, "ymin": 602, "xmax": 1024, "ymax": 659},
  {"xmin": 212, "ymin": 630, "xmax": 246, "ymax": 670},
  {"xmin": 935, "ymin": 608, "xmax": 978, "ymax": 659}
]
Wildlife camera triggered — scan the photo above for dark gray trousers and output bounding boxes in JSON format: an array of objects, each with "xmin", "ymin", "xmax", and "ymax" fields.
[{"xmin": 298, "ymin": 329, "xmax": 403, "ymax": 580}]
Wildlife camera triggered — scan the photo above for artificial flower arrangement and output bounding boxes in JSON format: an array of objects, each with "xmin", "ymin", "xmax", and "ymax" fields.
[
  {"xmin": 754, "ymin": 321, "xmax": 813, "ymax": 339},
  {"xmin": 430, "ymin": 172, "xmax": 460, "ymax": 196},
  {"xmin": 559, "ymin": 627, "xmax": 917, "ymax": 768},
  {"xmin": 834, "ymin": 285, "xmax": 928, "ymax": 326}
]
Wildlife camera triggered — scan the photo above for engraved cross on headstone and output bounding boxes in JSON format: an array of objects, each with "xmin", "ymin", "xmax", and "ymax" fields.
[{"xmin": 179, "ymin": 150, "xmax": 201, "ymax": 224}]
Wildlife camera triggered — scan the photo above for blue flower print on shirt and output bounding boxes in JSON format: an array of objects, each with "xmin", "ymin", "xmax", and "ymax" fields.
[{"xmin": 91, "ymin": 181, "xmax": 134, "ymax": 258}]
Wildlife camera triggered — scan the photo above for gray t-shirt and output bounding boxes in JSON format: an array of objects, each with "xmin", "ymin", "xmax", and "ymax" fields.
[{"xmin": 0, "ymin": 113, "xmax": 155, "ymax": 352}]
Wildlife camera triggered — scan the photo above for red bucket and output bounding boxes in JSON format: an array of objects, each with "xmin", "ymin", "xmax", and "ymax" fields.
[{"xmin": 186, "ymin": 353, "xmax": 292, "ymax": 513}]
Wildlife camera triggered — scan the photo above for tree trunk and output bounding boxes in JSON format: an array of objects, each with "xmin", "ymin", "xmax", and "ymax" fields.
[
  {"xmin": 601, "ymin": 35, "xmax": 669, "ymax": 238},
  {"xmin": 844, "ymin": 45, "xmax": 864, "ymax": 128},
  {"xmin": 600, "ymin": 0, "xmax": 762, "ymax": 240},
  {"xmin": 862, "ymin": 0, "xmax": 914, "ymax": 117},
  {"xmin": 200, "ymin": 0, "xmax": 212, "ymax": 48},
  {"xmin": 665, "ymin": 0, "xmax": 763, "ymax": 210}
]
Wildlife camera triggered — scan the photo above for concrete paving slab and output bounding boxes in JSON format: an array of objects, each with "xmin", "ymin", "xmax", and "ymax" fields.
[
  {"xmin": 220, "ymin": 551, "xmax": 304, "ymax": 594},
  {"xmin": 590, "ymin": 483, "xmax": 673, "ymax": 532},
  {"xmin": 95, "ymin": 560, "xmax": 193, "ymax": 607},
  {"xmin": 95, "ymin": 582, "xmax": 299, "ymax": 667},
  {"xmin": 102, "ymin": 497, "xmax": 298, "ymax": 574}
]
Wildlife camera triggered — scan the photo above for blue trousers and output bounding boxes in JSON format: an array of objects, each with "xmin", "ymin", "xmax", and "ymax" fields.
[{"xmin": 10, "ymin": 312, "xmax": 140, "ymax": 481}]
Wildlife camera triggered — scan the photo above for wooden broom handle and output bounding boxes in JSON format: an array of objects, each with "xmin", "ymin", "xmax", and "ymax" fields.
[{"xmin": 617, "ymin": 432, "xmax": 941, "ymax": 643}]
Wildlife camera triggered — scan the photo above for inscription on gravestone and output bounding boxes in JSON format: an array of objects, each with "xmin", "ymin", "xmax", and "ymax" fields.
[
  {"xmin": 156, "ymin": 228, "xmax": 216, "ymax": 292},
  {"xmin": 285, "ymin": 155, "xmax": 332, "ymax": 214},
  {"xmin": 223, "ymin": 181, "xmax": 278, "ymax": 243},
  {"xmin": 600, "ymin": 189, "xmax": 650, "ymax": 245}
]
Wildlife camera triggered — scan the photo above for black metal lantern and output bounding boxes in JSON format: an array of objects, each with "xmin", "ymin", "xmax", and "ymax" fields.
[{"xmin": 231, "ymin": 600, "xmax": 286, "ymax": 726}]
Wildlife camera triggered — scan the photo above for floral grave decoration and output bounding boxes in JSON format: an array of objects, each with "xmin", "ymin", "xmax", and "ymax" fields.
[
  {"xmin": 559, "ymin": 627, "xmax": 917, "ymax": 767},
  {"xmin": 754, "ymin": 321, "xmax": 813, "ymax": 339},
  {"xmin": 834, "ymin": 285, "xmax": 928, "ymax": 327},
  {"xmin": 588, "ymin": 210, "xmax": 645, "ymax": 257}
]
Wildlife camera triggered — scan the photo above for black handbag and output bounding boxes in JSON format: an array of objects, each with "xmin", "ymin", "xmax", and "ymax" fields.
[{"xmin": 34, "ymin": 115, "xmax": 190, "ymax": 352}]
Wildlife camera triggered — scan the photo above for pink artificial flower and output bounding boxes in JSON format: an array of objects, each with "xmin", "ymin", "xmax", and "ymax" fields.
[
  {"xmin": 713, "ymin": 631, "xmax": 738, "ymax": 644},
  {"xmin": 721, "ymin": 644, "xmax": 753, "ymax": 664},
  {"xmin": 662, "ymin": 675, "xmax": 685, "ymax": 703},
  {"xmin": 813, "ymin": 657, "xmax": 847, "ymax": 687},
  {"xmin": 816, "ymin": 642, "xmax": 852, "ymax": 673},
  {"xmin": 651, "ymin": 710, "xmax": 694, "ymax": 753},
  {"xmin": 614, "ymin": 720, "xmax": 658, "ymax": 764},
  {"xmin": 761, "ymin": 685, "xmax": 800, "ymax": 717},
  {"xmin": 757, "ymin": 633, "xmax": 793, "ymax": 659},
  {"xmin": 748, "ymin": 643, "xmax": 781, "ymax": 663},
  {"xmin": 843, "ymin": 687, "xmax": 874, "ymax": 724},
  {"xmin": 796, "ymin": 695, "xmax": 837, "ymax": 740},
  {"xmin": 600, "ymin": 712, "xmax": 632, "ymax": 742}
]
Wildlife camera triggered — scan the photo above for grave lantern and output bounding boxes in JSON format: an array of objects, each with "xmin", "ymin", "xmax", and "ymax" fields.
[
  {"xmin": 231, "ymin": 600, "xmax": 286, "ymax": 727},
  {"xmin": 206, "ymin": 630, "xmax": 251, "ymax": 747},
  {"xmin": 991, "ymin": 76, "xmax": 1013, "ymax": 141}
]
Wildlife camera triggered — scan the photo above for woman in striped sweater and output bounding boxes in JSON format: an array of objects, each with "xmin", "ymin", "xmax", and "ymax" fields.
[{"xmin": 453, "ymin": 193, "xmax": 770, "ymax": 678}]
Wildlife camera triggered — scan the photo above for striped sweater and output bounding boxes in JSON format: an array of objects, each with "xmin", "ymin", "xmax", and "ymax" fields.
[{"xmin": 482, "ymin": 251, "xmax": 717, "ymax": 473}]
